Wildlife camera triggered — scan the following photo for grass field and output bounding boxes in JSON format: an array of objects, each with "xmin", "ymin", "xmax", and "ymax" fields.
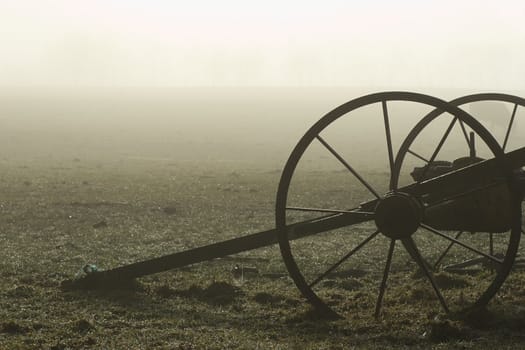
[
  {"xmin": 0, "ymin": 156, "xmax": 524, "ymax": 349},
  {"xmin": 1, "ymin": 88, "xmax": 525, "ymax": 349}
]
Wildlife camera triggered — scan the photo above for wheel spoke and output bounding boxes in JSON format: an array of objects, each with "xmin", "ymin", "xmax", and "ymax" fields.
[
  {"xmin": 433, "ymin": 231, "xmax": 463, "ymax": 269},
  {"xmin": 309, "ymin": 230, "xmax": 380, "ymax": 288},
  {"xmin": 286, "ymin": 206, "xmax": 374, "ymax": 217},
  {"xmin": 316, "ymin": 135, "xmax": 381, "ymax": 199},
  {"xmin": 382, "ymin": 101, "xmax": 395, "ymax": 180},
  {"xmin": 403, "ymin": 238, "xmax": 449, "ymax": 312},
  {"xmin": 417, "ymin": 117, "xmax": 458, "ymax": 183},
  {"xmin": 407, "ymin": 149, "xmax": 429, "ymax": 163},
  {"xmin": 375, "ymin": 239, "xmax": 395, "ymax": 319},
  {"xmin": 421, "ymin": 223, "xmax": 503, "ymax": 265},
  {"xmin": 503, "ymin": 103, "xmax": 518, "ymax": 151},
  {"xmin": 458, "ymin": 118, "xmax": 471, "ymax": 148}
]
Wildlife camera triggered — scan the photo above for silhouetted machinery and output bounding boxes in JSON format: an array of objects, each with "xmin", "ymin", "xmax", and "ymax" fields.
[
  {"xmin": 65, "ymin": 92, "xmax": 525, "ymax": 319},
  {"xmin": 411, "ymin": 147, "xmax": 524, "ymax": 234}
]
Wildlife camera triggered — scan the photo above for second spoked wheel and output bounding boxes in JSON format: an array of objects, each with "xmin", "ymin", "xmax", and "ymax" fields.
[
  {"xmin": 276, "ymin": 91, "xmax": 522, "ymax": 319},
  {"xmin": 411, "ymin": 93, "xmax": 525, "ymax": 274}
]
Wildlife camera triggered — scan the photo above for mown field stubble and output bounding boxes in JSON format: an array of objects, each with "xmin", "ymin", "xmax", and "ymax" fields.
[{"xmin": 1, "ymin": 88, "xmax": 525, "ymax": 349}]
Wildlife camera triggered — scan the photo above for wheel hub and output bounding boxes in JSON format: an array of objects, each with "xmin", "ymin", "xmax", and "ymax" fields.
[{"xmin": 374, "ymin": 192, "xmax": 423, "ymax": 239}]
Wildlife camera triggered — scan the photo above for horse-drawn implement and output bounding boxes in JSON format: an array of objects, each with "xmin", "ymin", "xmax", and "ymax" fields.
[{"xmin": 66, "ymin": 92, "xmax": 525, "ymax": 319}]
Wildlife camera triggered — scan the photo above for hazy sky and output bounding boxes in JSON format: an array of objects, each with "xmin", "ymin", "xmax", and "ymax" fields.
[{"xmin": 1, "ymin": 0, "xmax": 524, "ymax": 89}]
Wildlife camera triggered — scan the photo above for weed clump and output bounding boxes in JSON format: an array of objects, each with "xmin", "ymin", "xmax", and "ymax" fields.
[
  {"xmin": 339, "ymin": 278, "xmax": 363, "ymax": 291},
  {"xmin": 162, "ymin": 206, "xmax": 177, "ymax": 215},
  {"xmin": 6, "ymin": 285, "xmax": 34, "ymax": 298},
  {"xmin": 71, "ymin": 319, "xmax": 95, "ymax": 333},
  {"xmin": 424, "ymin": 319, "xmax": 469, "ymax": 342},
  {"xmin": 202, "ymin": 281, "xmax": 240, "ymax": 305},
  {"xmin": 1, "ymin": 321, "xmax": 29, "ymax": 334},
  {"xmin": 92, "ymin": 220, "xmax": 108, "ymax": 229},
  {"xmin": 410, "ymin": 286, "xmax": 434, "ymax": 301}
]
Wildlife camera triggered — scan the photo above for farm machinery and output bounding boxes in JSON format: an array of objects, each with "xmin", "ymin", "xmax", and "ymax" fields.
[{"xmin": 66, "ymin": 92, "xmax": 525, "ymax": 319}]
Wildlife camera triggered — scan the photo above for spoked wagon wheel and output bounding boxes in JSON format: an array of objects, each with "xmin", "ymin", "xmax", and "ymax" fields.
[
  {"xmin": 276, "ymin": 91, "xmax": 522, "ymax": 319},
  {"xmin": 419, "ymin": 93, "xmax": 525, "ymax": 272}
]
